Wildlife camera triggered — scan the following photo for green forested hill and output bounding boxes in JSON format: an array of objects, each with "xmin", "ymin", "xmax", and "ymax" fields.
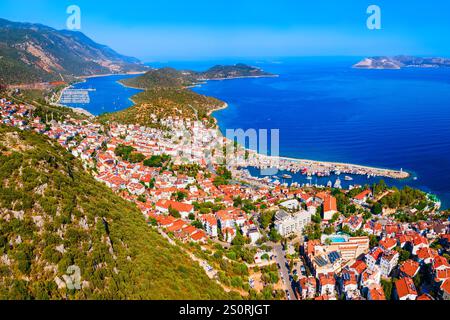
[
  {"xmin": 0, "ymin": 125, "xmax": 235, "ymax": 300},
  {"xmin": 120, "ymin": 64, "xmax": 273, "ymax": 89},
  {"xmin": 120, "ymin": 67, "xmax": 198, "ymax": 89},
  {"xmin": 98, "ymin": 88, "xmax": 224, "ymax": 128}
]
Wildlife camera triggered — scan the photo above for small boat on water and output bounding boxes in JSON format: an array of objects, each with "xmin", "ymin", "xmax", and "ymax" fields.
[
  {"xmin": 282, "ymin": 174, "xmax": 293, "ymax": 179},
  {"xmin": 344, "ymin": 176, "xmax": 353, "ymax": 181},
  {"xmin": 334, "ymin": 178, "xmax": 342, "ymax": 189}
]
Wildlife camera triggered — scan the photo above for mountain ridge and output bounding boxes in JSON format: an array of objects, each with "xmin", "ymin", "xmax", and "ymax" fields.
[{"xmin": 0, "ymin": 18, "xmax": 147, "ymax": 85}]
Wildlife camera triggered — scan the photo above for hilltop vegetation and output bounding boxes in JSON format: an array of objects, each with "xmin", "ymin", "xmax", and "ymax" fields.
[
  {"xmin": 120, "ymin": 64, "xmax": 273, "ymax": 90},
  {"xmin": 0, "ymin": 125, "xmax": 234, "ymax": 300},
  {"xmin": 120, "ymin": 67, "xmax": 198, "ymax": 89},
  {"xmin": 98, "ymin": 88, "xmax": 224, "ymax": 128}
]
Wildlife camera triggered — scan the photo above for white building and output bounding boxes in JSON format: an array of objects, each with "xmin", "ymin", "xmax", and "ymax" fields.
[
  {"xmin": 380, "ymin": 250, "xmax": 399, "ymax": 278},
  {"xmin": 274, "ymin": 209, "xmax": 312, "ymax": 237}
]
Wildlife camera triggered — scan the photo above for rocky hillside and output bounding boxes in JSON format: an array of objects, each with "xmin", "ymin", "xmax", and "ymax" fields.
[
  {"xmin": 0, "ymin": 125, "xmax": 233, "ymax": 300},
  {"xmin": 353, "ymin": 56, "xmax": 450, "ymax": 69},
  {"xmin": 0, "ymin": 18, "xmax": 147, "ymax": 85}
]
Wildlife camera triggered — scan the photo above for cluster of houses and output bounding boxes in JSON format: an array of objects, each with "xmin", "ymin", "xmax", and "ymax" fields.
[
  {"xmin": 299, "ymin": 218, "xmax": 450, "ymax": 300},
  {"xmin": 2, "ymin": 97, "xmax": 450, "ymax": 300}
]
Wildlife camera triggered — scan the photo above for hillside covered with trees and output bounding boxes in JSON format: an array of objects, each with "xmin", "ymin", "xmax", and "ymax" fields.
[
  {"xmin": 0, "ymin": 125, "xmax": 234, "ymax": 300},
  {"xmin": 98, "ymin": 87, "xmax": 225, "ymax": 128}
]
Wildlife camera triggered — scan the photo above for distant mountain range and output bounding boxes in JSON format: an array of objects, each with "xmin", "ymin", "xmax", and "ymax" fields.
[
  {"xmin": 120, "ymin": 64, "xmax": 275, "ymax": 89},
  {"xmin": 0, "ymin": 18, "xmax": 147, "ymax": 85},
  {"xmin": 353, "ymin": 56, "xmax": 450, "ymax": 70}
]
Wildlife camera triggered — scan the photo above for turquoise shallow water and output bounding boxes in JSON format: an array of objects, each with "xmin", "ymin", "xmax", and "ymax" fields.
[{"xmin": 62, "ymin": 58, "xmax": 450, "ymax": 208}]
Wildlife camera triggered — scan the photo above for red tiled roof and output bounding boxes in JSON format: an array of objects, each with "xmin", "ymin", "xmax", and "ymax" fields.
[
  {"xmin": 433, "ymin": 256, "xmax": 450, "ymax": 270},
  {"xmin": 395, "ymin": 277, "xmax": 417, "ymax": 299},
  {"xmin": 191, "ymin": 230, "xmax": 207, "ymax": 241},
  {"xmin": 379, "ymin": 237, "xmax": 397, "ymax": 250},
  {"xmin": 323, "ymin": 195, "xmax": 337, "ymax": 213},
  {"xmin": 156, "ymin": 200, "xmax": 194, "ymax": 213},
  {"xmin": 369, "ymin": 284, "xmax": 386, "ymax": 300},
  {"xmin": 167, "ymin": 219, "xmax": 187, "ymax": 233},
  {"xmin": 350, "ymin": 260, "xmax": 367, "ymax": 275},
  {"xmin": 416, "ymin": 247, "xmax": 437, "ymax": 261},
  {"xmin": 400, "ymin": 260, "xmax": 420, "ymax": 278},
  {"xmin": 441, "ymin": 279, "xmax": 450, "ymax": 295},
  {"xmin": 354, "ymin": 189, "xmax": 372, "ymax": 201},
  {"xmin": 416, "ymin": 294, "xmax": 433, "ymax": 300}
]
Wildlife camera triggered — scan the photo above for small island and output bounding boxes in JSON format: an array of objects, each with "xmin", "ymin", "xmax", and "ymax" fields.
[
  {"xmin": 353, "ymin": 56, "xmax": 450, "ymax": 70},
  {"xmin": 120, "ymin": 63, "xmax": 275, "ymax": 89}
]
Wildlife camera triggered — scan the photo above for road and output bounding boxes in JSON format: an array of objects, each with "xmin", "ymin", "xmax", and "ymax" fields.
[{"xmin": 273, "ymin": 244, "xmax": 297, "ymax": 300}]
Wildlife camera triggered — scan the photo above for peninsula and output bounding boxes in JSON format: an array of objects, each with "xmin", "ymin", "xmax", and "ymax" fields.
[{"xmin": 119, "ymin": 64, "xmax": 276, "ymax": 89}]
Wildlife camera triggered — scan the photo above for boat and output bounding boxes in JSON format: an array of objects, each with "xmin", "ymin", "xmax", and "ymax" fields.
[
  {"xmin": 344, "ymin": 176, "xmax": 353, "ymax": 181},
  {"xmin": 282, "ymin": 174, "xmax": 292, "ymax": 179},
  {"xmin": 334, "ymin": 178, "xmax": 342, "ymax": 189}
]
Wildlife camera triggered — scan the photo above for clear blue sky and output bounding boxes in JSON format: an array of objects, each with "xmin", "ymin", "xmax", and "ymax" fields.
[{"xmin": 1, "ymin": 0, "xmax": 449, "ymax": 61}]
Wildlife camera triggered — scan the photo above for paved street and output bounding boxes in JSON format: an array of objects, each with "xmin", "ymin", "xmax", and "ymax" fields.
[{"xmin": 273, "ymin": 244, "xmax": 297, "ymax": 300}]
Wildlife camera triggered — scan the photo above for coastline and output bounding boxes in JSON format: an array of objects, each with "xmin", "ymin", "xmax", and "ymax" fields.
[
  {"xmin": 79, "ymin": 71, "xmax": 147, "ymax": 79},
  {"xmin": 62, "ymin": 72, "xmax": 411, "ymax": 182}
]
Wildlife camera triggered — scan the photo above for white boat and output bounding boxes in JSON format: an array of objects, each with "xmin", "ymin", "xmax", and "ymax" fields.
[
  {"xmin": 334, "ymin": 178, "xmax": 342, "ymax": 189},
  {"xmin": 344, "ymin": 176, "xmax": 353, "ymax": 181}
]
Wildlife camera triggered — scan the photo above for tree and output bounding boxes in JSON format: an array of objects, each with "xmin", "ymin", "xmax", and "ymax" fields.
[
  {"xmin": 143, "ymin": 154, "xmax": 171, "ymax": 168},
  {"xmin": 324, "ymin": 226, "xmax": 335, "ymax": 235},
  {"xmin": 168, "ymin": 206, "xmax": 181, "ymax": 218},
  {"xmin": 128, "ymin": 152, "xmax": 145, "ymax": 163},
  {"xmin": 260, "ymin": 211, "xmax": 275, "ymax": 229},
  {"xmin": 396, "ymin": 248, "xmax": 411, "ymax": 262},
  {"xmin": 191, "ymin": 220, "xmax": 203, "ymax": 229},
  {"xmin": 413, "ymin": 273, "xmax": 422, "ymax": 290},
  {"xmin": 381, "ymin": 279, "xmax": 393, "ymax": 300},
  {"xmin": 372, "ymin": 202, "xmax": 383, "ymax": 215},
  {"xmin": 231, "ymin": 229, "xmax": 245, "ymax": 246},
  {"xmin": 173, "ymin": 191, "xmax": 187, "ymax": 201},
  {"xmin": 269, "ymin": 228, "xmax": 282, "ymax": 242}
]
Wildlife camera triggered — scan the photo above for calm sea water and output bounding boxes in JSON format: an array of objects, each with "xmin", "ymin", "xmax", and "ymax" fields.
[
  {"xmin": 191, "ymin": 57, "xmax": 450, "ymax": 208},
  {"xmin": 63, "ymin": 58, "xmax": 450, "ymax": 208},
  {"xmin": 63, "ymin": 74, "xmax": 143, "ymax": 115}
]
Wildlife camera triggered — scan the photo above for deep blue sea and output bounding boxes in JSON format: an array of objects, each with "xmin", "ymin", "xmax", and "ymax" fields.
[{"xmin": 62, "ymin": 58, "xmax": 450, "ymax": 208}]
